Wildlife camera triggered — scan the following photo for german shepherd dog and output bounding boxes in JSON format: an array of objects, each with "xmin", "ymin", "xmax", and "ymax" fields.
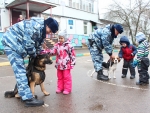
[{"xmin": 4, "ymin": 54, "xmax": 53, "ymax": 98}]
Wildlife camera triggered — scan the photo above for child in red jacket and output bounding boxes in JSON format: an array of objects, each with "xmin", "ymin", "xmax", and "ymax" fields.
[{"xmin": 118, "ymin": 36, "xmax": 137, "ymax": 79}]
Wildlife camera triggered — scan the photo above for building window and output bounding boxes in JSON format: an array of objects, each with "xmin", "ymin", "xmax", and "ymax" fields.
[
  {"xmin": 76, "ymin": 3, "xmax": 79, "ymax": 9},
  {"xmin": 89, "ymin": 3, "xmax": 91, "ymax": 12},
  {"xmin": 86, "ymin": 2, "xmax": 88, "ymax": 12},
  {"xmin": 83, "ymin": 4, "xmax": 85, "ymax": 10},
  {"xmin": 0, "ymin": 9, "xmax": 1, "ymax": 31},
  {"xmin": 80, "ymin": 0, "xmax": 82, "ymax": 10},
  {"xmin": 84, "ymin": 22, "xmax": 87, "ymax": 34},
  {"xmin": 68, "ymin": 20, "xmax": 73, "ymax": 25},
  {"xmin": 73, "ymin": 2, "xmax": 75, "ymax": 8},
  {"xmin": 91, "ymin": 3, "xmax": 94, "ymax": 13},
  {"xmin": 69, "ymin": 0, "xmax": 72, "ymax": 7}
]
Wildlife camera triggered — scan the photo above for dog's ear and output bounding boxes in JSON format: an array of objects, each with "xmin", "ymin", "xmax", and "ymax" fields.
[
  {"xmin": 111, "ymin": 58, "xmax": 115, "ymax": 62},
  {"xmin": 117, "ymin": 57, "xmax": 121, "ymax": 62}
]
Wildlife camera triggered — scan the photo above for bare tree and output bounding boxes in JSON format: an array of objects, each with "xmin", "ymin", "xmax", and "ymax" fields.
[
  {"xmin": 104, "ymin": 0, "xmax": 150, "ymax": 44},
  {"xmin": 140, "ymin": 12, "xmax": 150, "ymax": 42}
]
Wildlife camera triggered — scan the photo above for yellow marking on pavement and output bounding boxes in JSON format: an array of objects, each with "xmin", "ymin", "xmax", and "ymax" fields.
[
  {"xmin": 83, "ymin": 53, "xmax": 90, "ymax": 56},
  {"xmin": 0, "ymin": 62, "xmax": 10, "ymax": 66}
]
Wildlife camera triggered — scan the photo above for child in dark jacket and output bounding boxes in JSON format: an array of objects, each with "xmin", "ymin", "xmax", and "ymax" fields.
[{"xmin": 118, "ymin": 36, "xmax": 137, "ymax": 79}]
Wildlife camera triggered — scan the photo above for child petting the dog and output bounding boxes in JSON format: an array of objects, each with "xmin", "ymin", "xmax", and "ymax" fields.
[
  {"xmin": 118, "ymin": 36, "xmax": 137, "ymax": 79},
  {"xmin": 47, "ymin": 30, "xmax": 76, "ymax": 95}
]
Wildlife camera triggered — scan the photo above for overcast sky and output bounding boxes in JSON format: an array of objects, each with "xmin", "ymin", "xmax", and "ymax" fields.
[
  {"xmin": 99, "ymin": 0, "xmax": 150, "ymax": 14},
  {"xmin": 99, "ymin": 0, "xmax": 132, "ymax": 14}
]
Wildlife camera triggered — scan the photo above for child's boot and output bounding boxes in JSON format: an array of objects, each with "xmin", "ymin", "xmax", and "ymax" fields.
[
  {"xmin": 121, "ymin": 74, "xmax": 126, "ymax": 78},
  {"xmin": 130, "ymin": 75, "xmax": 135, "ymax": 79},
  {"xmin": 122, "ymin": 68, "xmax": 127, "ymax": 78},
  {"xmin": 63, "ymin": 91, "xmax": 70, "ymax": 95},
  {"xmin": 56, "ymin": 89, "xmax": 63, "ymax": 94}
]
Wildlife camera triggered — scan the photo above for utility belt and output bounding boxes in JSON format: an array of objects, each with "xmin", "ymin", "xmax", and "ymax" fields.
[
  {"xmin": 88, "ymin": 34, "xmax": 103, "ymax": 52},
  {"xmin": 88, "ymin": 34, "xmax": 95, "ymax": 47},
  {"xmin": 88, "ymin": 34, "xmax": 103, "ymax": 46}
]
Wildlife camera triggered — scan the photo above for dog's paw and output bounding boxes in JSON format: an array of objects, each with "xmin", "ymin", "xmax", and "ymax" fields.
[
  {"xmin": 15, "ymin": 93, "xmax": 20, "ymax": 98},
  {"xmin": 113, "ymin": 76, "xmax": 116, "ymax": 79},
  {"xmin": 44, "ymin": 92, "xmax": 50, "ymax": 96}
]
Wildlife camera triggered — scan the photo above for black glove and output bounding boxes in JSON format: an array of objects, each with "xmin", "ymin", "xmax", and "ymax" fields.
[
  {"xmin": 29, "ymin": 53, "xmax": 36, "ymax": 58},
  {"xmin": 88, "ymin": 39, "xmax": 94, "ymax": 47},
  {"xmin": 108, "ymin": 53, "xmax": 112, "ymax": 56}
]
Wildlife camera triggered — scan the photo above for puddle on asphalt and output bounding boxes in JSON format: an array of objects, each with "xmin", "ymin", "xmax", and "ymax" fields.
[{"xmin": 89, "ymin": 104, "xmax": 103, "ymax": 111}]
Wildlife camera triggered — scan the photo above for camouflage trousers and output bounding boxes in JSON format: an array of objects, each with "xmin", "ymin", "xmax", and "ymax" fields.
[
  {"xmin": 87, "ymin": 40, "xmax": 103, "ymax": 72},
  {"xmin": 4, "ymin": 46, "xmax": 33, "ymax": 100}
]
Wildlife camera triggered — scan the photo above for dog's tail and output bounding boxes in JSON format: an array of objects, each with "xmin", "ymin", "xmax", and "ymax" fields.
[{"xmin": 4, "ymin": 84, "xmax": 18, "ymax": 98}]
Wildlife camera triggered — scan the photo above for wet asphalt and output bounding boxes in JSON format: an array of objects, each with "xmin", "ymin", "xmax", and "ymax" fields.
[{"xmin": 0, "ymin": 49, "xmax": 150, "ymax": 113}]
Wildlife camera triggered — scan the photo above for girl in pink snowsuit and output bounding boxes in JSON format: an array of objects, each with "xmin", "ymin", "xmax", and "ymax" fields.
[{"xmin": 48, "ymin": 30, "xmax": 76, "ymax": 95}]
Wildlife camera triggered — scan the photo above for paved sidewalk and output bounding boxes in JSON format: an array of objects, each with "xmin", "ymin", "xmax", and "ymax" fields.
[{"xmin": 1, "ymin": 55, "xmax": 150, "ymax": 113}]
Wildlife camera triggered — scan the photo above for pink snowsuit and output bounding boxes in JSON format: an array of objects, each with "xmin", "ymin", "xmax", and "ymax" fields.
[{"xmin": 48, "ymin": 40, "xmax": 76, "ymax": 92}]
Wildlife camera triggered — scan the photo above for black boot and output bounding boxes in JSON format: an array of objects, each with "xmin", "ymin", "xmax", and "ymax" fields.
[
  {"xmin": 24, "ymin": 97, "xmax": 44, "ymax": 107},
  {"xmin": 130, "ymin": 75, "xmax": 135, "ymax": 79},
  {"xmin": 136, "ymin": 81, "xmax": 148, "ymax": 85},
  {"xmin": 4, "ymin": 84, "xmax": 18, "ymax": 98},
  {"xmin": 97, "ymin": 70, "xmax": 109, "ymax": 81},
  {"xmin": 136, "ymin": 81, "xmax": 144, "ymax": 85},
  {"xmin": 122, "ymin": 68, "xmax": 128, "ymax": 78},
  {"xmin": 145, "ymin": 80, "xmax": 149, "ymax": 84},
  {"xmin": 121, "ymin": 75, "xmax": 126, "ymax": 78}
]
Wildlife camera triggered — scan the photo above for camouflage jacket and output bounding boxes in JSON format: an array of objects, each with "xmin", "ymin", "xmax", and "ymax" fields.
[
  {"xmin": 2, "ymin": 17, "xmax": 45, "ymax": 58},
  {"xmin": 88, "ymin": 24, "xmax": 114, "ymax": 55}
]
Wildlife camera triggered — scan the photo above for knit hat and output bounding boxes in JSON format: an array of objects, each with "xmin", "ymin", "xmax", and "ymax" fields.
[
  {"xmin": 58, "ymin": 29, "xmax": 68, "ymax": 41},
  {"xmin": 44, "ymin": 17, "xmax": 59, "ymax": 33},
  {"xmin": 135, "ymin": 32, "xmax": 146, "ymax": 43},
  {"xmin": 94, "ymin": 26, "xmax": 98, "ymax": 30},
  {"xmin": 114, "ymin": 24, "xmax": 123, "ymax": 34}
]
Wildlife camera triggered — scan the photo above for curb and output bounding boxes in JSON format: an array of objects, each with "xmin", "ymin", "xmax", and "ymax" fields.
[{"xmin": 0, "ymin": 50, "xmax": 119, "ymax": 66}]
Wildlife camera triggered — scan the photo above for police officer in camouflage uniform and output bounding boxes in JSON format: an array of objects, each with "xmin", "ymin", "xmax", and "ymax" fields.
[
  {"xmin": 2, "ymin": 17, "xmax": 58, "ymax": 107},
  {"xmin": 87, "ymin": 24, "xmax": 123, "ymax": 81}
]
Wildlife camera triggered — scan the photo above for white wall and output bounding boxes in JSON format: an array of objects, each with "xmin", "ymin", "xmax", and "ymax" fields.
[
  {"xmin": 87, "ymin": 21, "xmax": 92, "ymax": 35},
  {"xmin": 0, "ymin": 9, "xmax": 10, "ymax": 32},
  {"xmin": 44, "ymin": 0, "xmax": 99, "ymax": 22},
  {"xmin": 45, "ymin": 6, "xmax": 99, "ymax": 22},
  {"xmin": 66, "ymin": 18, "xmax": 76, "ymax": 34},
  {"xmin": 59, "ymin": 17, "xmax": 67, "ymax": 31},
  {"xmin": 54, "ymin": 16, "xmax": 92, "ymax": 35},
  {"xmin": 93, "ymin": 0, "xmax": 98, "ymax": 14},
  {"xmin": 75, "ymin": 19, "xmax": 83, "ymax": 35}
]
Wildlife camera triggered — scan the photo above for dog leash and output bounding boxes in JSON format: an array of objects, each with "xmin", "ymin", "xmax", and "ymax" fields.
[{"xmin": 108, "ymin": 58, "xmax": 112, "ymax": 71}]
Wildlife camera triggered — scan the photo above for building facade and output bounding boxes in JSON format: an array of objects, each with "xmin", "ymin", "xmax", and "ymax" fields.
[
  {"xmin": 43, "ymin": 0, "xmax": 101, "ymax": 48},
  {"xmin": 0, "ymin": 0, "xmax": 101, "ymax": 49}
]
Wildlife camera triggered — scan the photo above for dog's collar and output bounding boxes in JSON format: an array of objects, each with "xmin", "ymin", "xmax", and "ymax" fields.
[
  {"xmin": 107, "ymin": 60, "xmax": 114, "ymax": 67},
  {"xmin": 34, "ymin": 66, "xmax": 45, "ymax": 71},
  {"xmin": 33, "ymin": 67, "xmax": 46, "ymax": 84}
]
